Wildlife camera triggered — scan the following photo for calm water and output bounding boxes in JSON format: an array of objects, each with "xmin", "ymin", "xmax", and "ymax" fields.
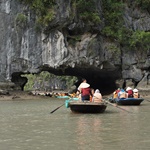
[{"xmin": 0, "ymin": 98, "xmax": 150, "ymax": 150}]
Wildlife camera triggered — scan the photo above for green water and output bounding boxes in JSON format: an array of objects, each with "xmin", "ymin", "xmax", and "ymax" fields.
[{"xmin": 0, "ymin": 98, "xmax": 150, "ymax": 150}]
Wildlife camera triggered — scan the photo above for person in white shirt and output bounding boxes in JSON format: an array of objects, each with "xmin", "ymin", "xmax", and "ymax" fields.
[{"xmin": 92, "ymin": 89, "xmax": 102, "ymax": 103}]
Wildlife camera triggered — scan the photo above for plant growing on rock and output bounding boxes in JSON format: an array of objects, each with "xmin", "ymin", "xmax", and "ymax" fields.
[
  {"xmin": 15, "ymin": 13, "xmax": 27, "ymax": 28},
  {"xmin": 19, "ymin": 0, "xmax": 56, "ymax": 26}
]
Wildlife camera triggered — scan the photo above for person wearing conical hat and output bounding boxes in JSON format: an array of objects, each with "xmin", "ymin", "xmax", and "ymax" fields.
[
  {"xmin": 126, "ymin": 87, "xmax": 133, "ymax": 98},
  {"xmin": 76, "ymin": 79, "xmax": 86, "ymax": 101},
  {"xmin": 92, "ymin": 89, "xmax": 102, "ymax": 103},
  {"xmin": 77, "ymin": 78, "xmax": 92, "ymax": 101},
  {"xmin": 133, "ymin": 89, "xmax": 140, "ymax": 98},
  {"xmin": 77, "ymin": 78, "xmax": 87, "ymax": 92}
]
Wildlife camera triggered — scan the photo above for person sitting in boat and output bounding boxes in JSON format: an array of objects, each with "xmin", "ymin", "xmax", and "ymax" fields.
[
  {"xmin": 77, "ymin": 79, "xmax": 92, "ymax": 101},
  {"xmin": 76, "ymin": 78, "xmax": 87, "ymax": 101},
  {"xmin": 92, "ymin": 89, "xmax": 102, "ymax": 103},
  {"xmin": 80, "ymin": 83, "xmax": 92, "ymax": 101},
  {"xmin": 77, "ymin": 78, "xmax": 87, "ymax": 92},
  {"xmin": 113, "ymin": 88, "xmax": 120, "ymax": 99},
  {"xmin": 90, "ymin": 88, "xmax": 95, "ymax": 102},
  {"xmin": 126, "ymin": 87, "xmax": 133, "ymax": 98},
  {"xmin": 133, "ymin": 89, "xmax": 140, "ymax": 98},
  {"xmin": 118, "ymin": 89, "xmax": 127, "ymax": 99}
]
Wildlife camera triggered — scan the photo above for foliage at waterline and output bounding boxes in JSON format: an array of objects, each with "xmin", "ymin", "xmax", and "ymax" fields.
[{"xmin": 22, "ymin": 71, "xmax": 77, "ymax": 91}]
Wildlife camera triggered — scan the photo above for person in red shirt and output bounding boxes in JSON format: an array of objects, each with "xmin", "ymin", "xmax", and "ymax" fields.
[
  {"xmin": 126, "ymin": 87, "xmax": 133, "ymax": 98},
  {"xmin": 77, "ymin": 79, "xmax": 92, "ymax": 101},
  {"xmin": 81, "ymin": 85, "xmax": 91, "ymax": 101}
]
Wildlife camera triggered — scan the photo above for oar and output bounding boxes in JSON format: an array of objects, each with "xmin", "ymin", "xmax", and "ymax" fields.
[
  {"xmin": 50, "ymin": 103, "xmax": 65, "ymax": 114},
  {"xmin": 144, "ymin": 99, "xmax": 150, "ymax": 102},
  {"xmin": 102, "ymin": 99, "xmax": 132, "ymax": 113},
  {"xmin": 50, "ymin": 98, "xmax": 73, "ymax": 114}
]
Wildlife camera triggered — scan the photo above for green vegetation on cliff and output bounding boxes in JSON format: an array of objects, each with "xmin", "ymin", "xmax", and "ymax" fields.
[
  {"xmin": 102, "ymin": 0, "xmax": 150, "ymax": 50},
  {"xmin": 19, "ymin": 0, "xmax": 56, "ymax": 26},
  {"xmin": 19, "ymin": 0, "xmax": 150, "ymax": 51},
  {"xmin": 135, "ymin": 0, "xmax": 150, "ymax": 9},
  {"xmin": 23, "ymin": 71, "xmax": 77, "ymax": 91}
]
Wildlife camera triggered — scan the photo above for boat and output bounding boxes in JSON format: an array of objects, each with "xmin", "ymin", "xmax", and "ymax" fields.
[
  {"xmin": 56, "ymin": 95, "xmax": 70, "ymax": 99},
  {"xmin": 115, "ymin": 98, "xmax": 144, "ymax": 105},
  {"xmin": 67, "ymin": 101, "xmax": 107, "ymax": 113},
  {"xmin": 65, "ymin": 97, "xmax": 79, "ymax": 108}
]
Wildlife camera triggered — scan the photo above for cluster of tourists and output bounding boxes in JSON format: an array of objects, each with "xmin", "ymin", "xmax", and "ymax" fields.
[
  {"xmin": 113, "ymin": 87, "xmax": 140, "ymax": 99},
  {"xmin": 76, "ymin": 78, "xmax": 102, "ymax": 103},
  {"xmin": 76, "ymin": 78, "xmax": 141, "ymax": 103}
]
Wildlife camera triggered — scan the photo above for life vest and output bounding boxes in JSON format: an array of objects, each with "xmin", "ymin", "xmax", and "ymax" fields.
[
  {"xmin": 116, "ymin": 89, "xmax": 120, "ymax": 94},
  {"xmin": 90, "ymin": 95, "xmax": 93, "ymax": 102},
  {"xmin": 127, "ymin": 90, "xmax": 133, "ymax": 98},
  {"xmin": 113, "ymin": 89, "xmax": 120, "ymax": 99},
  {"xmin": 119, "ymin": 92, "xmax": 127, "ymax": 98},
  {"xmin": 93, "ymin": 93, "xmax": 102, "ymax": 103},
  {"xmin": 133, "ymin": 93, "xmax": 139, "ymax": 98},
  {"xmin": 113, "ymin": 92, "xmax": 118, "ymax": 99}
]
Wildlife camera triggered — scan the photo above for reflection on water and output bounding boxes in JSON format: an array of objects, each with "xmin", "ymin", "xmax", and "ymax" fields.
[
  {"xmin": 75, "ymin": 116, "xmax": 103, "ymax": 150},
  {"xmin": 0, "ymin": 98, "xmax": 150, "ymax": 150}
]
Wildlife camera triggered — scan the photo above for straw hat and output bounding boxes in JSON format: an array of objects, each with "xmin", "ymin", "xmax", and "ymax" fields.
[
  {"xmin": 133, "ymin": 89, "xmax": 138, "ymax": 92},
  {"xmin": 126, "ymin": 87, "xmax": 132, "ymax": 91},
  {"xmin": 79, "ymin": 83, "xmax": 90, "ymax": 88},
  {"xmin": 95, "ymin": 89, "xmax": 100, "ymax": 93}
]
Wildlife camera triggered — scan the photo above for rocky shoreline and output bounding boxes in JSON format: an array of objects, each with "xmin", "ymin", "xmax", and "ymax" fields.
[
  {"xmin": 0, "ymin": 89, "xmax": 150, "ymax": 101},
  {"xmin": 0, "ymin": 90, "xmax": 52, "ymax": 101}
]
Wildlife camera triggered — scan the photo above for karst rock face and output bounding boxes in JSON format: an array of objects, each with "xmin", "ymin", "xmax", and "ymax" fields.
[{"xmin": 0, "ymin": 0, "xmax": 150, "ymax": 94}]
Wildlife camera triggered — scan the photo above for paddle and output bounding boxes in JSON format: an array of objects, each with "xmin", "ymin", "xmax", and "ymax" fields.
[
  {"xmin": 50, "ymin": 98, "xmax": 73, "ymax": 114},
  {"xmin": 50, "ymin": 103, "xmax": 65, "ymax": 114},
  {"xmin": 144, "ymin": 99, "xmax": 150, "ymax": 102},
  {"xmin": 102, "ymin": 99, "xmax": 132, "ymax": 113}
]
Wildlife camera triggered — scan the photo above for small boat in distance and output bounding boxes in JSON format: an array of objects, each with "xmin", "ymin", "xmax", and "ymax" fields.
[
  {"xmin": 56, "ymin": 95, "xmax": 70, "ymax": 99},
  {"xmin": 115, "ymin": 98, "xmax": 144, "ymax": 105},
  {"xmin": 68, "ymin": 101, "xmax": 107, "ymax": 113}
]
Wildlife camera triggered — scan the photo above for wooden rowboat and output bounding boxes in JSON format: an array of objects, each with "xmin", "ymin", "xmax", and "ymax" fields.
[
  {"xmin": 115, "ymin": 98, "xmax": 144, "ymax": 105},
  {"xmin": 68, "ymin": 101, "xmax": 107, "ymax": 113}
]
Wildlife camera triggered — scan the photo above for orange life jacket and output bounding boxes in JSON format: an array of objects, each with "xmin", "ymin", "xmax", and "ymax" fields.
[
  {"xmin": 133, "ymin": 93, "xmax": 139, "ymax": 98},
  {"xmin": 113, "ymin": 92, "xmax": 118, "ymax": 99}
]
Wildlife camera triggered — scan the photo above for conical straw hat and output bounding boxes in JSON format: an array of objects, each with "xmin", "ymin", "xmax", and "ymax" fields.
[{"xmin": 79, "ymin": 83, "xmax": 90, "ymax": 88}]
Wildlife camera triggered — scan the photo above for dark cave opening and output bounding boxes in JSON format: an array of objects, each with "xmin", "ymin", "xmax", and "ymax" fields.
[
  {"xmin": 11, "ymin": 66, "xmax": 121, "ymax": 95},
  {"xmin": 45, "ymin": 66, "xmax": 121, "ymax": 95},
  {"xmin": 74, "ymin": 77, "xmax": 117, "ymax": 95},
  {"xmin": 11, "ymin": 72, "xmax": 28, "ymax": 91}
]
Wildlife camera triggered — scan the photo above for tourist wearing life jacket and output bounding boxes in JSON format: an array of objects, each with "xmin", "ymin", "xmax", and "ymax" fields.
[
  {"xmin": 118, "ymin": 89, "xmax": 127, "ymax": 99},
  {"xmin": 126, "ymin": 87, "xmax": 133, "ymax": 98},
  {"xmin": 113, "ymin": 88, "xmax": 120, "ymax": 99},
  {"xmin": 133, "ymin": 89, "xmax": 140, "ymax": 98},
  {"xmin": 92, "ymin": 89, "xmax": 102, "ymax": 103}
]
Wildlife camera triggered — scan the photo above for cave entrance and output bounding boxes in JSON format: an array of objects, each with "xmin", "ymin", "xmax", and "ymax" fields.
[{"xmin": 11, "ymin": 66, "xmax": 121, "ymax": 95}]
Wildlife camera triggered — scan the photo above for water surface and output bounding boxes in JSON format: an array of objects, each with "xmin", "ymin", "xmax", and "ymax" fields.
[{"xmin": 0, "ymin": 98, "xmax": 150, "ymax": 150}]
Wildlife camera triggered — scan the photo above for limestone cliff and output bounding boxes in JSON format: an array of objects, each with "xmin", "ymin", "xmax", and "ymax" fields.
[{"xmin": 0, "ymin": 0, "xmax": 150, "ymax": 94}]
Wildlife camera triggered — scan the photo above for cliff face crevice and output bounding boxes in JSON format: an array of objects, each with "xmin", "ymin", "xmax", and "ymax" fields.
[{"xmin": 0, "ymin": 0, "xmax": 150, "ymax": 94}]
